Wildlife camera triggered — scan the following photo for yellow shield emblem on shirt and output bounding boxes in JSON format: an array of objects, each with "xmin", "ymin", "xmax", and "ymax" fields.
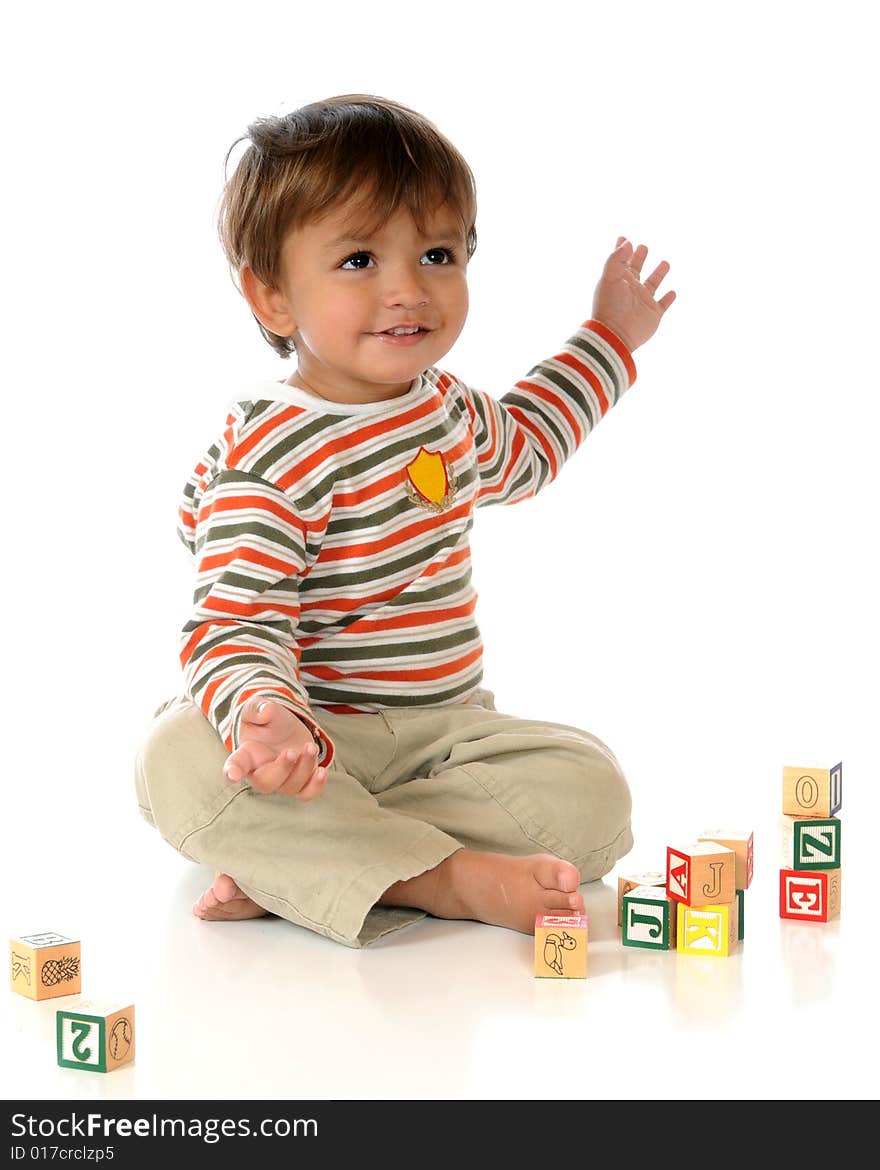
[{"xmin": 405, "ymin": 447, "xmax": 456, "ymax": 511}]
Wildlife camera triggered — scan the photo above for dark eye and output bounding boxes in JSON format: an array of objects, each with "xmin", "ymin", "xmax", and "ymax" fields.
[
  {"xmin": 340, "ymin": 252, "xmax": 374, "ymax": 270},
  {"xmin": 421, "ymin": 247, "xmax": 456, "ymax": 266}
]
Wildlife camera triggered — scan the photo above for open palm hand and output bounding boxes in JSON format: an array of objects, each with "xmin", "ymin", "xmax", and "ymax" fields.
[{"xmin": 592, "ymin": 237, "xmax": 676, "ymax": 353}]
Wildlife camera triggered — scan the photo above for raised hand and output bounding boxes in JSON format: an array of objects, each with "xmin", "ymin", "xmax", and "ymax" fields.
[
  {"xmin": 591, "ymin": 237, "xmax": 676, "ymax": 353},
  {"xmin": 224, "ymin": 698, "xmax": 327, "ymax": 800}
]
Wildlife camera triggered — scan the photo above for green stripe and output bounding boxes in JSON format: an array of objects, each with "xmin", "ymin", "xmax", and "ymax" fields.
[
  {"xmin": 195, "ymin": 520, "xmax": 305, "ymax": 558},
  {"xmin": 569, "ymin": 333, "xmax": 621, "ymax": 399},
  {"xmin": 299, "ymin": 528, "xmax": 473, "ymax": 593},
  {"xmin": 193, "ymin": 574, "xmax": 299, "ymax": 604},
  {"xmin": 300, "ymin": 625, "xmax": 479, "ymax": 663},
  {"xmin": 277, "ymin": 418, "xmax": 461, "ymax": 504},
  {"xmin": 306, "ymin": 672, "xmax": 482, "ymax": 708},
  {"xmin": 250, "ymin": 412, "xmax": 342, "ymax": 479},
  {"xmin": 504, "ymin": 390, "xmax": 571, "ymax": 457},
  {"xmin": 299, "ymin": 574, "xmax": 472, "ymax": 636},
  {"xmin": 184, "ymin": 626, "xmax": 291, "ymax": 664},
  {"xmin": 326, "ymin": 464, "xmax": 477, "ymax": 537}
]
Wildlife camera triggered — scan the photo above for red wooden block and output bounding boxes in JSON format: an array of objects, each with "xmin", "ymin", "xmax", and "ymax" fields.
[{"xmin": 779, "ymin": 868, "xmax": 841, "ymax": 922}]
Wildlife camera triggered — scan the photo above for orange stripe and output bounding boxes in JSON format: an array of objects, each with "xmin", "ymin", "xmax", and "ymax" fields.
[
  {"xmin": 199, "ymin": 546, "xmax": 300, "ymax": 576},
  {"xmin": 332, "ymin": 468, "xmax": 402, "ymax": 508},
  {"xmin": 204, "ymin": 492, "xmax": 320, "ymax": 535},
  {"xmin": 512, "ymin": 379, "xmax": 585, "ymax": 447},
  {"xmin": 307, "ymin": 644, "xmax": 482, "ymax": 684},
  {"xmin": 433, "ymin": 371, "xmax": 456, "ymax": 399},
  {"xmin": 198, "ymin": 640, "xmax": 295, "ymax": 664},
  {"xmin": 582, "ymin": 318, "xmax": 638, "ymax": 385},
  {"xmin": 180, "ymin": 619, "xmax": 247, "ymax": 666},
  {"xmin": 480, "ymin": 397, "xmax": 499, "ymax": 466},
  {"xmin": 201, "ymin": 676, "xmax": 224, "ymax": 722},
  {"xmin": 342, "ymin": 599, "xmax": 477, "ymax": 634},
  {"xmin": 317, "ymin": 499, "xmax": 471, "ymax": 563},
  {"xmin": 507, "ymin": 406, "xmax": 559, "ymax": 480},
  {"xmin": 556, "ymin": 351, "xmax": 609, "ymax": 415},
  {"xmin": 298, "ymin": 545, "xmax": 471, "ymax": 626},
  {"xmin": 199, "ymin": 597, "xmax": 301, "ymax": 620},
  {"xmin": 228, "ymin": 406, "xmax": 304, "ymax": 465},
  {"xmin": 275, "ymin": 396, "xmax": 439, "ymax": 493},
  {"xmin": 238, "ymin": 684, "xmax": 303, "ymax": 710},
  {"xmin": 478, "ymin": 428, "xmax": 527, "ymax": 500}
]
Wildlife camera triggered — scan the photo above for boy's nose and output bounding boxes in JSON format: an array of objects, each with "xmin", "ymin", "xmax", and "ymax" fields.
[{"xmin": 381, "ymin": 270, "xmax": 430, "ymax": 307}]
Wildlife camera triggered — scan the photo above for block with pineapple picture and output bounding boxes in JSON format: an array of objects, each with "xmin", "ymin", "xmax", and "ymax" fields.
[{"xmin": 9, "ymin": 932, "xmax": 81, "ymax": 1001}]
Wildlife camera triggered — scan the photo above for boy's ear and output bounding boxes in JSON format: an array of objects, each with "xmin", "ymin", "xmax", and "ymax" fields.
[{"xmin": 239, "ymin": 263, "xmax": 297, "ymax": 336}]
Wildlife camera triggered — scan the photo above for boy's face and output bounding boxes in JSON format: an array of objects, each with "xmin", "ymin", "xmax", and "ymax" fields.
[{"xmin": 252, "ymin": 200, "xmax": 470, "ymax": 404}]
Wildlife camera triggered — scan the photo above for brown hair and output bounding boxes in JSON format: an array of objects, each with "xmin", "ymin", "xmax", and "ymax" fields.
[{"xmin": 217, "ymin": 93, "xmax": 479, "ymax": 359}]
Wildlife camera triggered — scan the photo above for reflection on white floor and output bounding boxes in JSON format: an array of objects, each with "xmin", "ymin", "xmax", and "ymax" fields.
[{"xmin": 3, "ymin": 816, "xmax": 876, "ymax": 1102}]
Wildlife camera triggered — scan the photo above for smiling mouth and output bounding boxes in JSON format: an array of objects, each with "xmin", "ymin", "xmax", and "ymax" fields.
[{"xmin": 372, "ymin": 327, "xmax": 432, "ymax": 335}]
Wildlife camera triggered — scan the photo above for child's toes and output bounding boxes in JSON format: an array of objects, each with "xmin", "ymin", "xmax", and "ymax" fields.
[
  {"xmin": 212, "ymin": 873, "xmax": 244, "ymax": 903},
  {"xmin": 534, "ymin": 855, "xmax": 581, "ymax": 894},
  {"xmin": 192, "ymin": 888, "xmax": 217, "ymax": 917}
]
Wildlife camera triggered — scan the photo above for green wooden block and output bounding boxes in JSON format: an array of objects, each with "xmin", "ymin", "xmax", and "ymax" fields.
[
  {"xmin": 622, "ymin": 886, "xmax": 676, "ymax": 950},
  {"xmin": 781, "ymin": 816, "xmax": 841, "ymax": 870},
  {"xmin": 57, "ymin": 1001, "xmax": 135, "ymax": 1073}
]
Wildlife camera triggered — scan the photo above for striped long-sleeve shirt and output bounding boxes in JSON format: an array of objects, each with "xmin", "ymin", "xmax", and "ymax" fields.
[{"xmin": 178, "ymin": 319, "xmax": 636, "ymax": 765}]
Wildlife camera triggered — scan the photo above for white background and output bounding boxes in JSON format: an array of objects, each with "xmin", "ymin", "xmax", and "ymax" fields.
[{"xmin": 2, "ymin": 0, "xmax": 878, "ymax": 1102}]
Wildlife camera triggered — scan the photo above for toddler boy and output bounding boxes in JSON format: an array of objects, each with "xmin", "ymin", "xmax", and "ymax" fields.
[{"xmin": 134, "ymin": 93, "xmax": 675, "ymax": 947}]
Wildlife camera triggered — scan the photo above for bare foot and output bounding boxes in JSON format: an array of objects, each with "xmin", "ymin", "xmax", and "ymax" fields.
[
  {"xmin": 380, "ymin": 850, "xmax": 585, "ymax": 934},
  {"xmin": 193, "ymin": 872, "xmax": 268, "ymax": 921}
]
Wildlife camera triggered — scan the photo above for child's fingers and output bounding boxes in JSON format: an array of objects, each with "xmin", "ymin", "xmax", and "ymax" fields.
[
  {"xmin": 658, "ymin": 289, "xmax": 677, "ymax": 312},
  {"xmin": 643, "ymin": 260, "xmax": 670, "ymax": 293},
  {"xmin": 276, "ymin": 744, "xmax": 320, "ymax": 798},
  {"xmin": 223, "ymin": 741, "xmax": 272, "ymax": 783},
  {"xmin": 628, "ymin": 243, "xmax": 648, "ymax": 275},
  {"xmin": 293, "ymin": 764, "xmax": 327, "ymax": 802},
  {"xmin": 247, "ymin": 743, "xmax": 314, "ymax": 795},
  {"xmin": 241, "ymin": 698, "xmax": 274, "ymax": 726}
]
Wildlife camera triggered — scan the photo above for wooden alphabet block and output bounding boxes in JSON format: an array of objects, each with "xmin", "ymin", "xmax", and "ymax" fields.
[
  {"xmin": 622, "ymin": 886, "xmax": 677, "ymax": 950},
  {"xmin": 534, "ymin": 914, "xmax": 588, "ymax": 979},
  {"xmin": 782, "ymin": 763, "xmax": 842, "ymax": 818},
  {"xmin": 57, "ymin": 999, "xmax": 135, "ymax": 1072},
  {"xmin": 780, "ymin": 815, "xmax": 841, "ymax": 870},
  {"xmin": 698, "ymin": 828, "xmax": 754, "ymax": 889},
  {"xmin": 779, "ymin": 868, "xmax": 841, "ymax": 922},
  {"xmin": 617, "ymin": 870, "xmax": 666, "ymax": 926},
  {"xmin": 676, "ymin": 899, "xmax": 739, "ymax": 957},
  {"xmin": 666, "ymin": 842, "xmax": 736, "ymax": 907},
  {"xmin": 9, "ymin": 933, "xmax": 81, "ymax": 1001}
]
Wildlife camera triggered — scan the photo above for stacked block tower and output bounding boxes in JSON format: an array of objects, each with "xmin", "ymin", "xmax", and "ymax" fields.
[
  {"xmin": 620, "ymin": 829, "xmax": 753, "ymax": 958},
  {"xmin": 779, "ymin": 763, "xmax": 842, "ymax": 923}
]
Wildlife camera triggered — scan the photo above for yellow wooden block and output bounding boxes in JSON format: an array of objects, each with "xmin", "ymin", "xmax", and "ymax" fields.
[
  {"xmin": 667, "ymin": 842, "xmax": 737, "ymax": 906},
  {"xmin": 782, "ymin": 763, "xmax": 842, "ymax": 818},
  {"xmin": 698, "ymin": 828, "xmax": 754, "ymax": 889},
  {"xmin": 57, "ymin": 998, "xmax": 135, "ymax": 1073},
  {"xmin": 9, "ymin": 933, "xmax": 81, "ymax": 1001},
  {"xmin": 534, "ymin": 914, "xmax": 588, "ymax": 978},
  {"xmin": 617, "ymin": 870, "xmax": 666, "ymax": 926},
  {"xmin": 676, "ymin": 900, "xmax": 739, "ymax": 957}
]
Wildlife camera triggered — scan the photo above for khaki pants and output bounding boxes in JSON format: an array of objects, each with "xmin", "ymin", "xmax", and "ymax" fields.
[{"xmin": 133, "ymin": 689, "xmax": 633, "ymax": 947}]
